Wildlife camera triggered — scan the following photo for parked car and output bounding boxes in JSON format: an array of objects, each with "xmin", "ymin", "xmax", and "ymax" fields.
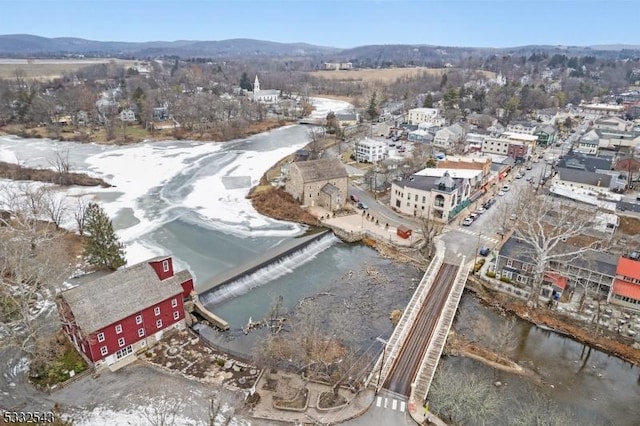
[
  {"xmin": 475, "ymin": 208, "xmax": 486, "ymax": 215},
  {"xmin": 469, "ymin": 213, "xmax": 479, "ymax": 220},
  {"xmin": 526, "ymin": 165, "xmax": 533, "ymax": 170},
  {"xmin": 462, "ymin": 217, "xmax": 474, "ymax": 226},
  {"xmin": 497, "ymin": 190, "xmax": 506, "ymax": 196},
  {"xmin": 483, "ymin": 198, "xmax": 496, "ymax": 209},
  {"xmin": 350, "ymin": 194, "xmax": 359, "ymax": 203},
  {"xmin": 502, "ymin": 185, "xmax": 510, "ymax": 192},
  {"xmin": 479, "ymin": 247, "xmax": 491, "ymax": 256},
  {"xmin": 357, "ymin": 201, "xmax": 368, "ymax": 210}
]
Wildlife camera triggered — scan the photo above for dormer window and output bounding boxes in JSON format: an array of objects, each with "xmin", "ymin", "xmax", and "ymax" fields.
[{"xmin": 162, "ymin": 260, "xmax": 169, "ymax": 272}]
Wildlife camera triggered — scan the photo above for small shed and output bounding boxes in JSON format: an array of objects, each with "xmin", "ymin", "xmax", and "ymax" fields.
[{"xmin": 397, "ymin": 225, "xmax": 412, "ymax": 239}]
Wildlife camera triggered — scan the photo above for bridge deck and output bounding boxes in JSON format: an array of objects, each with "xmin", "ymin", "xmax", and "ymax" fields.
[{"xmin": 383, "ymin": 263, "xmax": 459, "ymax": 396}]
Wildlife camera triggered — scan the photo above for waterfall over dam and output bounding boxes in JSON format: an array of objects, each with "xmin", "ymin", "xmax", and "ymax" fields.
[{"xmin": 200, "ymin": 230, "xmax": 339, "ymax": 305}]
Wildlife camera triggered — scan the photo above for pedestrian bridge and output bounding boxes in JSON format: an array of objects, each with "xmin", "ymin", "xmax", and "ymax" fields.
[{"xmin": 366, "ymin": 239, "xmax": 470, "ymax": 419}]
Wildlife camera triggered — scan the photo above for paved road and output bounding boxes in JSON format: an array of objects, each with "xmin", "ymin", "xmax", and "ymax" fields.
[
  {"xmin": 344, "ymin": 389, "xmax": 414, "ymax": 426},
  {"xmin": 349, "ymin": 183, "xmax": 421, "ymax": 230},
  {"xmin": 384, "ymin": 263, "xmax": 459, "ymax": 396}
]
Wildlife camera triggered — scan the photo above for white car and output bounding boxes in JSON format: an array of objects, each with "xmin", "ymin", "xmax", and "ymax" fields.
[
  {"xmin": 462, "ymin": 217, "xmax": 474, "ymax": 226},
  {"xmin": 497, "ymin": 190, "xmax": 506, "ymax": 196}
]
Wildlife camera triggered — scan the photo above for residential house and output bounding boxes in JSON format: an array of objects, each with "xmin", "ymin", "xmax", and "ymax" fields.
[
  {"xmin": 580, "ymin": 103, "xmax": 625, "ymax": 119},
  {"xmin": 496, "ymin": 236, "xmax": 618, "ymax": 298},
  {"xmin": 56, "ymin": 256, "xmax": 194, "ymax": 371},
  {"xmin": 408, "ymin": 128, "xmax": 433, "ymax": 143},
  {"xmin": 594, "ymin": 116, "xmax": 632, "ymax": 132},
  {"xmin": 407, "ymin": 108, "xmax": 441, "ymax": 126},
  {"xmin": 355, "ymin": 138, "xmax": 387, "ymax": 163},
  {"xmin": 120, "ymin": 109, "xmax": 136, "ymax": 122},
  {"xmin": 286, "ymin": 158, "xmax": 348, "ymax": 209},
  {"xmin": 323, "ymin": 62, "xmax": 353, "ymax": 70},
  {"xmin": 465, "ymin": 132, "xmax": 488, "ymax": 152},
  {"xmin": 433, "ymin": 124, "xmax": 465, "ymax": 151},
  {"xmin": 482, "ymin": 132, "xmax": 537, "ymax": 161},
  {"xmin": 335, "ymin": 112, "xmax": 359, "ymax": 128},
  {"xmin": 576, "ymin": 130, "xmax": 600, "ymax": 155},
  {"xmin": 390, "ymin": 169, "xmax": 475, "ymax": 222},
  {"xmin": 506, "ymin": 121, "xmax": 538, "ymax": 135},
  {"xmin": 534, "ymin": 124, "xmax": 557, "ymax": 146},
  {"xmin": 609, "ymin": 256, "xmax": 640, "ymax": 313},
  {"xmin": 487, "ymin": 122, "xmax": 505, "ymax": 136},
  {"xmin": 153, "ymin": 106, "xmax": 169, "ymax": 121}
]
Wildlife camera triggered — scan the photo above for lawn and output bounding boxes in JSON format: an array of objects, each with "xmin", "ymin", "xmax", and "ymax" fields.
[{"xmin": 0, "ymin": 59, "xmax": 136, "ymax": 80}]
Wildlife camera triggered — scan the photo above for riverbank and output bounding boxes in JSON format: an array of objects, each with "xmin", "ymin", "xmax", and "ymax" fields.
[
  {"xmin": 467, "ymin": 276, "xmax": 640, "ymax": 366},
  {"xmin": 0, "ymin": 161, "xmax": 112, "ymax": 187},
  {"xmin": 0, "ymin": 118, "xmax": 293, "ymax": 145}
]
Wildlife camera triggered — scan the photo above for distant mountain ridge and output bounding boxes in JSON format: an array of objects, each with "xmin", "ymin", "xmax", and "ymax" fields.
[
  {"xmin": 0, "ymin": 34, "xmax": 639, "ymax": 60},
  {"xmin": 0, "ymin": 34, "xmax": 340, "ymax": 57}
]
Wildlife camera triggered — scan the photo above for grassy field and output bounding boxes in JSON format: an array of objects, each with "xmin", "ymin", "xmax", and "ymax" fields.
[
  {"xmin": 308, "ymin": 67, "xmax": 496, "ymax": 84},
  {"xmin": 0, "ymin": 59, "xmax": 136, "ymax": 80}
]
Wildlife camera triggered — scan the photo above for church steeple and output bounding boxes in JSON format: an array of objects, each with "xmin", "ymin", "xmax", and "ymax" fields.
[{"xmin": 253, "ymin": 75, "xmax": 260, "ymax": 92}]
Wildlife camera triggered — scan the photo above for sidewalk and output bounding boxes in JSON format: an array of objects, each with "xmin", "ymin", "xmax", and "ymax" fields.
[
  {"xmin": 250, "ymin": 371, "xmax": 375, "ymax": 424},
  {"xmin": 308, "ymin": 206, "xmax": 421, "ymax": 248}
]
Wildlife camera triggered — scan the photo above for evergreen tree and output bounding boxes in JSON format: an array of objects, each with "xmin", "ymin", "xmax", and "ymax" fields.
[
  {"xmin": 84, "ymin": 202, "xmax": 126, "ymax": 271},
  {"xmin": 239, "ymin": 72, "xmax": 252, "ymax": 91},
  {"xmin": 366, "ymin": 91, "xmax": 379, "ymax": 121},
  {"xmin": 423, "ymin": 93, "xmax": 433, "ymax": 108}
]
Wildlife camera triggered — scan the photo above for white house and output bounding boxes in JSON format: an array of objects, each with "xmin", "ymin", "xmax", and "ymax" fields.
[
  {"xmin": 506, "ymin": 122, "xmax": 538, "ymax": 135},
  {"xmin": 408, "ymin": 108, "xmax": 441, "ymax": 126},
  {"xmin": 355, "ymin": 138, "xmax": 387, "ymax": 163},
  {"xmin": 120, "ymin": 109, "xmax": 136, "ymax": 122},
  {"xmin": 433, "ymin": 124, "xmax": 465, "ymax": 150},
  {"xmin": 575, "ymin": 130, "xmax": 600, "ymax": 155}
]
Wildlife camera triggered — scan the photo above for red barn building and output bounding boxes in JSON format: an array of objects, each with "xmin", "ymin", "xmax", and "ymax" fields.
[{"xmin": 57, "ymin": 256, "xmax": 194, "ymax": 370}]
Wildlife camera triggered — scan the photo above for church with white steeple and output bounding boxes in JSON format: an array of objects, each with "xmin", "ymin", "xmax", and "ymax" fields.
[{"xmin": 250, "ymin": 75, "xmax": 281, "ymax": 104}]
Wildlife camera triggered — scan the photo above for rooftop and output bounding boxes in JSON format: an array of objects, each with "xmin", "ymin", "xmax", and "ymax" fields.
[
  {"xmin": 556, "ymin": 168, "xmax": 612, "ymax": 187},
  {"xmin": 612, "ymin": 279, "xmax": 640, "ymax": 300},
  {"xmin": 290, "ymin": 158, "xmax": 348, "ymax": 182},
  {"xmin": 617, "ymin": 257, "xmax": 640, "ymax": 280},
  {"xmin": 414, "ymin": 167, "xmax": 482, "ymax": 180},
  {"xmin": 61, "ymin": 257, "xmax": 189, "ymax": 333}
]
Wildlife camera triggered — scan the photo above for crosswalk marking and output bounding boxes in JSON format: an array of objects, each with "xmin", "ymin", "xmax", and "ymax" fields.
[
  {"xmin": 375, "ymin": 395, "xmax": 408, "ymax": 412},
  {"xmin": 453, "ymin": 227, "xmax": 499, "ymax": 244},
  {"xmin": 376, "ymin": 396, "xmax": 382, "ymax": 407},
  {"xmin": 400, "ymin": 401, "xmax": 406, "ymax": 412}
]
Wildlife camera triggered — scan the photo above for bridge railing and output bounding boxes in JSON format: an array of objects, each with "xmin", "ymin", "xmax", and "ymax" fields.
[
  {"xmin": 410, "ymin": 258, "xmax": 470, "ymax": 406},
  {"xmin": 367, "ymin": 239, "xmax": 445, "ymax": 391}
]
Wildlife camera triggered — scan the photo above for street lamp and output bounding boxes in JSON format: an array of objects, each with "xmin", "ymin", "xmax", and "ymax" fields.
[{"xmin": 361, "ymin": 210, "xmax": 365, "ymax": 229}]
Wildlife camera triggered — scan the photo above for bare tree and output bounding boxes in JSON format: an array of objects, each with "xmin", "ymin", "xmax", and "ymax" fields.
[
  {"xmin": 510, "ymin": 190, "xmax": 607, "ymax": 309},
  {"xmin": 428, "ymin": 364, "xmax": 501, "ymax": 425},
  {"xmin": 41, "ymin": 188, "xmax": 68, "ymax": 229},
  {"xmin": 73, "ymin": 196, "xmax": 89, "ymax": 236},
  {"xmin": 419, "ymin": 206, "xmax": 443, "ymax": 259}
]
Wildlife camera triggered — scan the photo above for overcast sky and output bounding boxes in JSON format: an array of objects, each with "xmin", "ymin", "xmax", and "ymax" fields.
[{"xmin": 3, "ymin": 0, "xmax": 639, "ymax": 48}]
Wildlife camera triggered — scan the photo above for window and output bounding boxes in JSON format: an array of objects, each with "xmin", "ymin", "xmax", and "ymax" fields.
[
  {"xmin": 136, "ymin": 315, "xmax": 143, "ymax": 325},
  {"xmin": 118, "ymin": 337, "xmax": 125, "ymax": 347},
  {"xmin": 115, "ymin": 345, "xmax": 133, "ymax": 360},
  {"xmin": 162, "ymin": 259, "xmax": 169, "ymax": 272},
  {"xmin": 115, "ymin": 324, "xmax": 122, "ymax": 334},
  {"xmin": 502, "ymin": 270, "xmax": 513, "ymax": 279},
  {"xmin": 506, "ymin": 259, "xmax": 514, "ymax": 268},
  {"xmin": 100, "ymin": 346, "xmax": 108, "ymax": 356},
  {"xmin": 173, "ymin": 311, "xmax": 180, "ymax": 320},
  {"xmin": 171, "ymin": 298, "xmax": 178, "ymax": 308},
  {"xmin": 516, "ymin": 274, "xmax": 527, "ymax": 283},
  {"xmin": 97, "ymin": 332, "xmax": 105, "ymax": 343},
  {"xmin": 138, "ymin": 328, "xmax": 145, "ymax": 337},
  {"xmin": 156, "ymin": 319, "xmax": 163, "ymax": 329},
  {"xmin": 154, "ymin": 306, "xmax": 160, "ymax": 316}
]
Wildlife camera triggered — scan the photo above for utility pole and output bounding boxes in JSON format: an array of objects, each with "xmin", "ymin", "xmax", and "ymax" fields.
[{"xmin": 375, "ymin": 337, "xmax": 388, "ymax": 395}]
